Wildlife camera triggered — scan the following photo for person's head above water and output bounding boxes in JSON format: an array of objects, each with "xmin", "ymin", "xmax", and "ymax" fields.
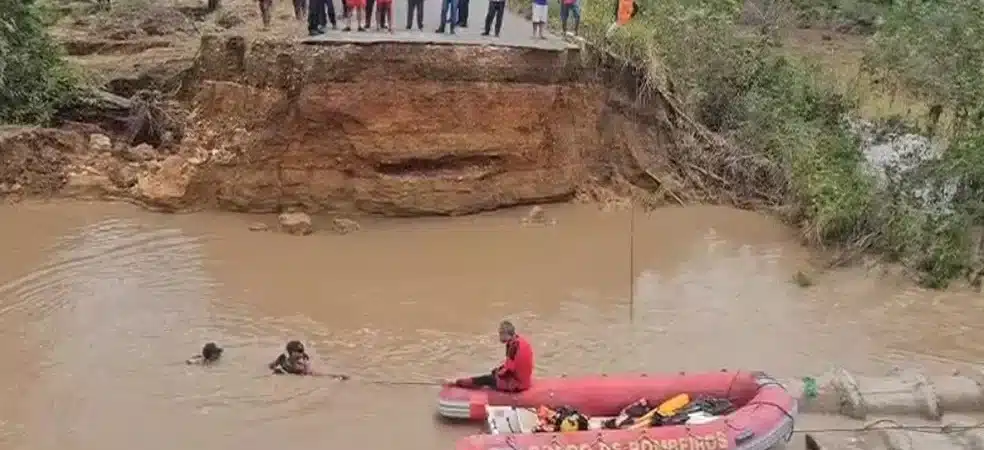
[
  {"xmin": 285, "ymin": 340, "xmax": 306, "ymax": 356},
  {"xmin": 201, "ymin": 342, "xmax": 223, "ymax": 362},
  {"xmin": 498, "ymin": 320, "xmax": 516, "ymax": 343}
]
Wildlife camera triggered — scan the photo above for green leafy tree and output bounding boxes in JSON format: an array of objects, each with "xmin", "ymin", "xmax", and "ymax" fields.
[{"xmin": 0, "ymin": 0, "xmax": 77, "ymax": 125}]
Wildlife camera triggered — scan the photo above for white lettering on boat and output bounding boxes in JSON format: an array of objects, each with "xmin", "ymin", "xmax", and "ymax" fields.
[{"xmin": 519, "ymin": 431, "xmax": 730, "ymax": 450}]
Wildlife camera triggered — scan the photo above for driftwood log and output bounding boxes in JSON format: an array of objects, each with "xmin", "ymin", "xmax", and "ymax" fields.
[{"xmin": 57, "ymin": 88, "xmax": 183, "ymax": 149}]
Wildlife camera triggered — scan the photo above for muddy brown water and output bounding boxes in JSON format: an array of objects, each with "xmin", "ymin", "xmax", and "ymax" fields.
[{"xmin": 1, "ymin": 201, "xmax": 983, "ymax": 450}]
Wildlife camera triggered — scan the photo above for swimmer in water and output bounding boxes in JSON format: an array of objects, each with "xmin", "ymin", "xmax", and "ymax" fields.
[
  {"xmin": 186, "ymin": 342, "xmax": 223, "ymax": 365},
  {"xmin": 268, "ymin": 340, "xmax": 349, "ymax": 380}
]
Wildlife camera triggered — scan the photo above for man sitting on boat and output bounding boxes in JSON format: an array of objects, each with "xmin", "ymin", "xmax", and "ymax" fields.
[{"xmin": 449, "ymin": 320, "xmax": 534, "ymax": 392}]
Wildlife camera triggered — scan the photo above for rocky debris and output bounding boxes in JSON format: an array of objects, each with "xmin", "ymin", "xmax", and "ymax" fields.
[
  {"xmin": 330, "ymin": 217, "xmax": 360, "ymax": 235},
  {"xmin": 215, "ymin": 10, "xmax": 244, "ymax": 29},
  {"xmin": 89, "ymin": 133, "xmax": 112, "ymax": 153},
  {"xmin": 278, "ymin": 212, "xmax": 313, "ymax": 236},
  {"xmin": 108, "ymin": 163, "xmax": 140, "ymax": 189},
  {"xmin": 124, "ymin": 143, "xmax": 159, "ymax": 162},
  {"xmin": 248, "ymin": 222, "xmax": 269, "ymax": 231},
  {"xmin": 63, "ymin": 169, "xmax": 115, "ymax": 199},
  {"xmin": 0, "ymin": 183, "xmax": 23, "ymax": 194},
  {"xmin": 1, "ymin": 128, "xmax": 82, "ymax": 197},
  {"xmin": 134, "ymin": 155, "xmax": 197, "ymax": 211},
  {"xmin": 521, "ymin": 206, "xmax": 557, "ymax": 226}
]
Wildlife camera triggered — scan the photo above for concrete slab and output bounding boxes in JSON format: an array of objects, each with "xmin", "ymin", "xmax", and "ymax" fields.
[{"xmin": 301, "ymin": 0, "xmax": 574, "ymax": 51}]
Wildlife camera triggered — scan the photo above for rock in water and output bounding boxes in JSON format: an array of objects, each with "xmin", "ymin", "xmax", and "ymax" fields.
[
  {"xmin": 248, "ymin": 222, "xmax": 269, "ymax": 232},
  {"xmin": 521, "ymin": 205, "xmax": 556, "ymax": 225},
  {"xmin": 330, "ymin": 217, "xmax": 360, "ymax": 235},
  {"xmin": 278, "ymin": 212, "xmax": 313, "ymax": 235}
]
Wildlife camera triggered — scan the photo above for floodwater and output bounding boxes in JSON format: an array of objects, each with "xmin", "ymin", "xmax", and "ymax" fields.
[{"xmin": 0, "ymin": 201, "xmax": 982, "ymax": 450}]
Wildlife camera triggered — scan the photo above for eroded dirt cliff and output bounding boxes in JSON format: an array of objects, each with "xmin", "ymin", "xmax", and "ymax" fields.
[
  {"xmin": 175, "ymin": 38, "xmax": 606, "ymax": 214},
  {"xmin": 3, "ymin": 34, "xmax": 727, "ymax": 215}
]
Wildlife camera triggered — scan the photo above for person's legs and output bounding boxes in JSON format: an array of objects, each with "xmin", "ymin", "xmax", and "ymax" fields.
[
  {"xmin": 259, "ymin": 0, "xmax": 272, "ymax": 29},
  {"xmin": 326, "ymin": 0, "xmax": 337, "ymax": 27},
  {"xmin": 456, "ymin": 373, "xmax": 497, "ymax": 388},
  {"xmin": 406, "ymin": 0, "xmax": 414, "ymax": 29},
  {"xmin": 571, "ymin": 2, "xmax": 580, "ymax": 34},
  {"xmin": 415, "ymin": 0, "xmax": 423, "ymax": 28},
  {"xmin": 457, "ymin": 0, "xmax": 469, "ymax": 27},
  {"xmin": 492, "ymin": 1, "xmax": 503, "ymax": 35},
  {"xmin": 448, "ymin": 0, "xmax": 457, "ymax": 33},
  {"xmin": 364, "ymin": 0, "xmax": 374, "ymax": 29},
  {"xmin": 436, "ymin": 0, "xmax": 450, "ymax": 31},
  {"xmin": 356, "ymin": 6, "xmax": 365, "ymax": 29},
  {"xmin": 560, "ymin": 3, "xmax": 570, "ymax": 34},
  {"xmin": 344, "ymin": 0, "xmax": 354, "ymax": 29},
  {"xmin": 482, "ymin": 1, "xmax": 494, "ymax": 35}
]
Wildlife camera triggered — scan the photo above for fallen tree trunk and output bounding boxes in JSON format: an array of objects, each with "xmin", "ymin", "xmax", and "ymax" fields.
[{"xmin": 56, "ymin": 88, "xmax": 184, "ymax": 149}]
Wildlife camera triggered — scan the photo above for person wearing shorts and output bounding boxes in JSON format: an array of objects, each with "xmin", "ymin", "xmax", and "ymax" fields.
[
  {"xmin": 531, "ymin": 0, "xmax": 547, "ymax": 39},
  {"xmin": 344, "ymin": 0, "xmax": 366, "ymax": 31},
  {"xmin": 560, "ymin": 0, "xmax": 579, "ymax": 35},
  {"xmin": 376, "ymin": 0, "xmax": 394, "ymax": 31}
]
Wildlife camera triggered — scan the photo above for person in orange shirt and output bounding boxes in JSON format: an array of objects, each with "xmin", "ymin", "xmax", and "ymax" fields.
[{"xmin": 450, "ymin": 321, "xmax": 535, "ymax": 392}]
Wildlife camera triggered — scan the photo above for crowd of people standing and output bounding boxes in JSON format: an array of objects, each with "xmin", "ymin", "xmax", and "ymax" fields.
[{"xmin": 275, "ymin": 0, "xmax": 581, "ymax": 39}]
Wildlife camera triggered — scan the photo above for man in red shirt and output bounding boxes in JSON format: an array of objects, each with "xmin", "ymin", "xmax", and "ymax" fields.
[{"xmin": 451, "ymin": 320, "xmax": 534, "ymax": 392}]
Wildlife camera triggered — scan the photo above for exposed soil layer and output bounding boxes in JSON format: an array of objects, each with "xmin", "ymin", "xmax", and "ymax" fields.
[
  {"xmin": 178, "ymin": 39, "xmax": 602, "ymax": 214},
  {"xmin": 5, "ymin": 33, "xmax": 703, "ymax": 215}
]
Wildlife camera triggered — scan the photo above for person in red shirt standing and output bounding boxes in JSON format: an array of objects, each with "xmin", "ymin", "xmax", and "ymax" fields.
[{"xmin": 451, "ymin": 320, "xmax": 534, "ymax": 392}]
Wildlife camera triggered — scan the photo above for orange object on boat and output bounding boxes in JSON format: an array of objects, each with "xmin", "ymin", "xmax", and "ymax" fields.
[{"xmin": 657, "ymin": 393, "xmax": 690, "ymax": 416}]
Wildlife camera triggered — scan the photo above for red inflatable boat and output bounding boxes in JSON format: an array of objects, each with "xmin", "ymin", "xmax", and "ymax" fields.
[{"xmin": 439, "ymin": 370, "xmax": 797, "ymax": 450}]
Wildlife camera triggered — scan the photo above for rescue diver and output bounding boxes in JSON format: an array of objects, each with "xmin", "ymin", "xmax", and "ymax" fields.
[
  {"xmin": 268, "ymin": 340, "xmax": 350, "ymax": 380},
  {"xmin": 449, "ymin": 320, "xmax": 534, "ymax": 392},
  {"xmin": 186, "ymin": 342, "xmax": 223, "ymax": 365}
]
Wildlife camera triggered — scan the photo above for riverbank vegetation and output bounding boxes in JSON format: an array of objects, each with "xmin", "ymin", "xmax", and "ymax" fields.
[
  {"xmin": 0, "ymin": 0, "xmax": 79, "ymax": 124},
  {"xmin": 512, "ymin": 0, "xmax": 984, "ymax": 288}
]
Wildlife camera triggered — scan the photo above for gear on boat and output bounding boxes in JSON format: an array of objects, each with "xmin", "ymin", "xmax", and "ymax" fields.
[{"xmin": 528, "ymin": 393, "xmax": 736, "ymax": 433}]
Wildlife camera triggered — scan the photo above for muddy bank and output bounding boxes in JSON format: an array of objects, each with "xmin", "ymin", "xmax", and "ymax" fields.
[{"xmin": 2, "ymin": 35, "xmax": 711, "ymax": 215}]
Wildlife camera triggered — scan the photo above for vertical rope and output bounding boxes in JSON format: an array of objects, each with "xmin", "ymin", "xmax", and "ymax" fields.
[{"xmin": 629, "ymin": 200, "xmax": 636, "ymax": 324}]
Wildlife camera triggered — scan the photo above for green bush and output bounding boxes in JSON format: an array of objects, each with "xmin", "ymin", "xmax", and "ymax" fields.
[
  {"xmin": 0, "ymin": 0, "xmax": 78, "ymax": 125},
  {"xmin": 515, "ymin": 0, "xmax": 984, "ymax": 287}
]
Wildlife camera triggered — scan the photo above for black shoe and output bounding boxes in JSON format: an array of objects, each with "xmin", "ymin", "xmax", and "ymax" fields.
[
  {"xmin": 494, "ymin": 32, "xmax": 499, "ymax": 37},
  {"xmin": 435, "ymin": 27, "xmax": 445, "ymax": 33},
  {"xmin": 308, "ymin": 29, "xmax": 324, "ymax": 36},
  {"xmin": 407, "ymin": 25, "xmax": 412, "ymax": 29},
  {"xmin": 343, "ymin": 26, "xmax": 351, "ymax": 31},
  {"xmin": 481, "ymin": 31, "xmax": 489, "ymax": 36},
  {"xmin": 357, "ymin": 26, "xmax": 365, "ymax": 31}
]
